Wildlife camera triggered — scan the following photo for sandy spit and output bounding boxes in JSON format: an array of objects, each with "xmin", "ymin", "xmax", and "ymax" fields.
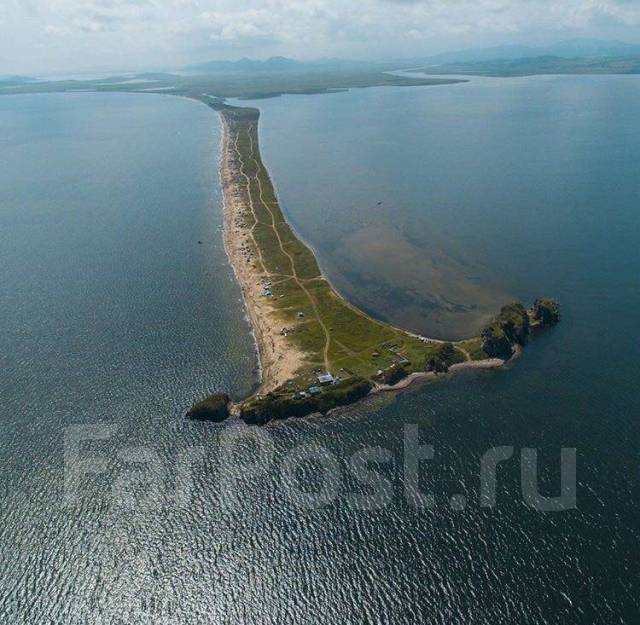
[{"xmin": 219, "ymin": 113, "xmax": 305, "ymax": 395}]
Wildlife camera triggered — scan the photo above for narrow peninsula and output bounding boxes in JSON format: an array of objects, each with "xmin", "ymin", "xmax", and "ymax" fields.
[
  {"xmin": 186, "ymin": 102, "xmax": 560, "ymax": 424},
  {"xmin": 1, "ymin": 68, "xmax": 558, "ymax": 425}
]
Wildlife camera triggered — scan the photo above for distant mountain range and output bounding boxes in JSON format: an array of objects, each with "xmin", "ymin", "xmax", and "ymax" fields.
[
  {"xmin": 422, "ymin": 38, "xmax": 640, "ymax": 65},
  {"xmin": 186, "ymin": 56, "xmax": 373, "ymax": 74},
  {"xmin": 187, "ymin": 56, "xmax": 299, "ymax": 73},
  {"xmin": 186, "ymin": 39, "xmax": 640, "ymax": 76}
]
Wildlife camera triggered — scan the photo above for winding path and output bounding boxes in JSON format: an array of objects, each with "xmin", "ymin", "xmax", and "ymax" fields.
[{"xmin": 234, "ymin": 123, "xmax": 332, "ymax": 372}]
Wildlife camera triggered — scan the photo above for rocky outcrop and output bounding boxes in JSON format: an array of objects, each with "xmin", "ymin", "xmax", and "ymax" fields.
[
  {"xmin": 481, "ymin": 302, "xmax": 530, "ymax": 359},
  {"xmin": 532, "ymin": 298, "xmax": 561, "ymax": 326},
  {"xmin": 481, "ymin": 328, "xmax": 513, "ymax": 359},
  {"xmin": 187, "ymin": 393, "xmax": 230, "ymax": 422}
]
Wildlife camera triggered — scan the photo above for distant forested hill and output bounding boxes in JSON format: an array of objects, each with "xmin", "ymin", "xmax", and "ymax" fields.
[{"xmin": 420, "ymin": 55, "xmax": 640, "ymax": 77}]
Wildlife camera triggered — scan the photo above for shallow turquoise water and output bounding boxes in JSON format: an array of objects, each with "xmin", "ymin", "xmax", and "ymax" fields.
[{"xmin": 1, "ymin": 81, "xmax": 639, "ymax": 623}]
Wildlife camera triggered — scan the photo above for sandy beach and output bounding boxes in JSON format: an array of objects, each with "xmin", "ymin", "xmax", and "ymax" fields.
[{"xmin": 219, "ymin": 113, "xmax": 305, "ymax": 394}]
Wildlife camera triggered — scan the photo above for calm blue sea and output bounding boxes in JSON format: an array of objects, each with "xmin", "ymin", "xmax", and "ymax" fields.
[{"xmin": 0, "ymin": 79, "xmax": 638, "ymax": 623}]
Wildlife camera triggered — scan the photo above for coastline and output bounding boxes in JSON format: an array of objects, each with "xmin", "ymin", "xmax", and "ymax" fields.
[
  {"xmin": 219, "ymin": 112, "xmax": 307, "ymax": 394},
  {"xmin": 374, "ymin": 357, "xmax": 505, "ymax": 393},
  {"xmin": 217, "ymin": 107, "xmax": 509, "ymax": 404}
]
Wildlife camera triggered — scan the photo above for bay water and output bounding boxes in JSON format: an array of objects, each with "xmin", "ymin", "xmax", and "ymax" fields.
[{"xmin": 1, "ymin": 79, "xmax": 638, "ymax": 623}]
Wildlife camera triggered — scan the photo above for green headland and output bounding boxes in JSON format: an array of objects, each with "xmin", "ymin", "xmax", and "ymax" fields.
[{"xmin": 192, "ymin": 100, "xmax": 560, "ymax": 424}]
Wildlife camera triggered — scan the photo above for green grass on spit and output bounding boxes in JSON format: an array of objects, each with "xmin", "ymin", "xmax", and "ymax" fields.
[{"xmin": 220, "ymin": 103, "xmax": 487, "ymax": 397}]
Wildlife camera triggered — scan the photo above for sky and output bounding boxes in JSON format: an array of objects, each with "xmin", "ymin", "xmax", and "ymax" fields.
[{"xmin": 2, "ymin": 0, "xmax": 640, "ymax": 75}]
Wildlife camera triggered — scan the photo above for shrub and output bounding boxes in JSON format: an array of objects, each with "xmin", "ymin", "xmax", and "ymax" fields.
[
  {"xmin": 426, "ymin": 342, "xmax": 462, "ymax": 372},
  {"xmin": 377, "ymin": 365, "xmax": 409, "ymax": 385},
  {"xmin": 240, "ymin": 377, "xmax": 373, "ymax": 425}
]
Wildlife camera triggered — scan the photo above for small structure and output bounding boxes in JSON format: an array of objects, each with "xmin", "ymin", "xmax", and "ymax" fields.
[
  {"xmin": 308, "ymin": 386, "xmax": 322, "ymax": 396},
  {"xmin": 317, "ymin": 373, "xmax": 335, "ymax": 386},
  {"xmin": 297, "ymin": 311, "xmax": 305, "ymax": 319}
]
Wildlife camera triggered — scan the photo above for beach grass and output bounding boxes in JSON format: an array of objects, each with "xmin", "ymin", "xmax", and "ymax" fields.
[{"xmin": 458, "ymin": 337, "xmax": 490, "ymax": 361}]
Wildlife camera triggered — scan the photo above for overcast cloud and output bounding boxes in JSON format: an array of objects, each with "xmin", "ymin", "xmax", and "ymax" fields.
[{"xmin": 2, "ymin": 0, "xmax": 640, "ymax": 74}]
